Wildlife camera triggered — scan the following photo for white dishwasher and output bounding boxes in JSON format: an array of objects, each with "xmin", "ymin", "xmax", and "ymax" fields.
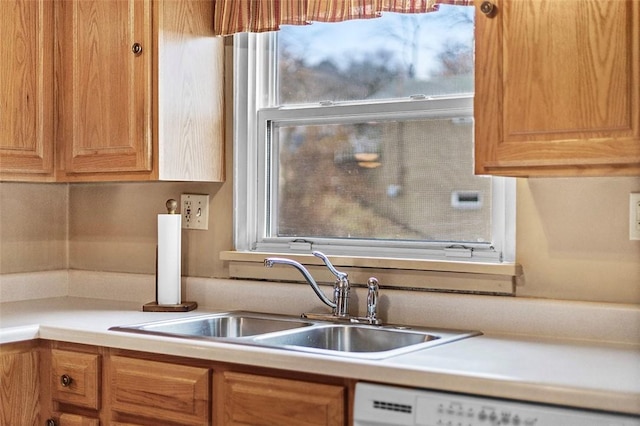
[{"xmin": 354, "ymin": 382, "xmax": 640, "ymax": 426}]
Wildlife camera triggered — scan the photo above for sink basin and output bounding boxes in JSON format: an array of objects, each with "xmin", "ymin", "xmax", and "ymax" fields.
[
  {"xmin": 109, "ymin": 312, "xmax": 312, "ymax": 339},
  {"xmin": 110, "ymin": 311, "xmax": 480, "ymax": 359},
  {"xmin": 255, "ymin": 324, "xmax": 437, "ymax": 352}
]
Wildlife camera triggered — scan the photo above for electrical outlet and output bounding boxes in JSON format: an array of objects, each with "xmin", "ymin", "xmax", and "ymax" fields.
[
  {"xmin": 630, "ymin": 193, "xmax": 640, "ymax": 241},
  {"xmin": 181, "ymin": 194, "xmax": 209, "ymax": 230}
]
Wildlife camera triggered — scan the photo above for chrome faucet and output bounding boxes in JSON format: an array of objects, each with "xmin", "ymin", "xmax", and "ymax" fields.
[
  {"xmin": 264, "ymin": 251, "xmax": 350, "ymax": 318},
  {"xmin": 264, "ymin": 251, "xmax": 382, "ymax": 324}
]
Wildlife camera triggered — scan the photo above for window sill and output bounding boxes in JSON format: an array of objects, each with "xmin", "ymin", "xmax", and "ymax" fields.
[{"xmin": 220, "ymin": 251, "xmax": 522, "ymax": 295}]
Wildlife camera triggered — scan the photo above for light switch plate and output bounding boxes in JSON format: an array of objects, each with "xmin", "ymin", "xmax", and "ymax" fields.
[
  {"xmin": 630, "ymin": 193, "xmax": 640, "ymax": 240},
  {"xmin": 181, "ymin": 194, "xmax": 209, "ymax": 230}
]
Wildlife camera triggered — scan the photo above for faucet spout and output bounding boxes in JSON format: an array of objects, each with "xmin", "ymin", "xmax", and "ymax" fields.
[
  {"xmin": 313, "ymin": 251, "xmax": 350, "ymax": 318},
  {"xmin": 264, "ymin": 257, "xmax": 337, "ymax": 310}
]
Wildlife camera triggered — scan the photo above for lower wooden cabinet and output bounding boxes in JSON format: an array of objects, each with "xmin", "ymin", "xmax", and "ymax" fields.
[
  {"xmin": 0, "ymin": 341, "xmax": 40, "ymax": 426},
  {"xmin": 214, "ymin": 371, "xmax": 346, "ymax": 426},
  {"xmin": 52, "ymin": 413, "xmax": 99, "ymax": 426},
  {"xmin": 46, "ymin": 345, "xmax": 101, "ymax": 425},
  {"xmin": 109, "ymin": 355, "xmax": 210, "ymax": 425},
  {"xmin": 51, "ymin": 349, "xmax": 101, "ymax": 410},
  {"xmin": 1, "ymin": 340, "xmax": 352, "ymax": 426}
]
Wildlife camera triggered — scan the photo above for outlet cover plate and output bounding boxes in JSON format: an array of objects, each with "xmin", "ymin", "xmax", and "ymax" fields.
[{"xmin": 181, "ymin": 194, "xmax": 209, "ymax": 230}]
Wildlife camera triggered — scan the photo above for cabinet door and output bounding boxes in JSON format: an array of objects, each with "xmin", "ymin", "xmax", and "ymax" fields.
[
  {"xmin": 56, "ymin": 0, "xmax": 152, "ymax": 177},
  {"xmin": 0, "ymin": 0, "xmax": 54, "ymax": 180},
  {"xmin": 109, "ymin": 355, "xmax": 210, "ymax": 426},
  {"xmin": 0, "ymin": 342, "xmax": 40, "ymax": 425},
  {"xmin": 215, "ymin": 371, "xmax": 346, "ymax": 426},
  {"xmin": 475, "ymin": 0, "xmax": 640, "ymax": 176}
]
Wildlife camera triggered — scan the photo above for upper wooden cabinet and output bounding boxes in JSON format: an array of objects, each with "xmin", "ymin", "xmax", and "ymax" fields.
[
  {"xmin": 474, "ymin": 0, "xmax": 640, "ymax": 177},
  {"xmin": 1, "ymin": 0, "xmax": 224, "ymax": 182},
  {"xmin": 55, "ymin": 0, "xmax": 153, "ymax": 179},
  {"xmin": 0, "ymin": 0, "xmax": 55, "ymax": 181},
  {"xmin": 56, "ymin": 0, "xmax": 224, "ymax": 182}
]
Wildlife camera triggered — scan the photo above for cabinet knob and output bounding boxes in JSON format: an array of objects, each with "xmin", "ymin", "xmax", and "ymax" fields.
[
  {"xmin": 60, "ymin": 374, "xmax": 73, "ymax": 387},
  {"xmin": 131, "ymin": 42, "xmax": 143, "ymax": 55},
  {"xmin": 46, "ymin": 419, "xmax": 57, "ymax": 426},
  {"xmin": 480, "ymin": 1, "xmax": 497, "ymax": 17}
]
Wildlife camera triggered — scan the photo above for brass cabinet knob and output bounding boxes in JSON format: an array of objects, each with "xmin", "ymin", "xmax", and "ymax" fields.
[
  {"xmin": 480, "ymin": 1, "xmax": 497, "ymax": 17},
  {"xmin": 60, "ymin": 374, "xmax": 73, "ymax": 387},
  {"xmin": 131, "ymin": 42, "xmax": 143, "ymax": 55}
]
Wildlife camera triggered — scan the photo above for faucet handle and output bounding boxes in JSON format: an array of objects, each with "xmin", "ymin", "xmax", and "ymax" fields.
[{"xmin": 312, "ymin": 251, "xmax": 347, "ymax": 281}]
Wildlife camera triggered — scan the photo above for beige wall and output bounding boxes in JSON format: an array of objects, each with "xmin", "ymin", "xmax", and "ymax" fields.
[
  {"xmin": 1, "ymin": 176, "xmax": 638, "ymax": 304},
  {"xmin": 67, "ymin": 180, "xmax": 231, "ymax": 278},
  {"xmin": 0, "ymin": 183, "xmax": 68, "ymax": 273},
  {"xmin": 1, "ymin": 40, "xmax": 639, "ymax": 304},
  {"xmin": 517, "ymin": 177, "xmax": 640, "ymax": 303}
]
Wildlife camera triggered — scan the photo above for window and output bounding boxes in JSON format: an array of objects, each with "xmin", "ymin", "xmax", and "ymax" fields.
[{"xmin": 234, "ymin": 6, "xmax": 515, "ymax": 264}]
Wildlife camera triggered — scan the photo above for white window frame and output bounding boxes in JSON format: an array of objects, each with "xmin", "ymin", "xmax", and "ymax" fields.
[{"xmin": 233, "ymin": 32, "xmax": 515, "ymax": 264}]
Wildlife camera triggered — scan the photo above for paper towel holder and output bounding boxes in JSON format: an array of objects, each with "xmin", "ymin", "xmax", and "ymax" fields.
[
  {"xmin": 143, "ymin": 199, "xmax": 197, "ymax": 312},
  {"xmin": 166, "ymin": 198, "xmax": 178, "ymax": 214}
]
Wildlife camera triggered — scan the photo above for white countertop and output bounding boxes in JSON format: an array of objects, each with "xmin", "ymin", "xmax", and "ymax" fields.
[{"xmin": 1, "ymin": 297, "xmax": 639, "ymax": 416}]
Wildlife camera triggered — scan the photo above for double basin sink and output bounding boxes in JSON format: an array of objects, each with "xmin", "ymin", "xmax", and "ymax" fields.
[{"xmin": 110, "ymin": 311, "xmax": 480, "ymax": 359}]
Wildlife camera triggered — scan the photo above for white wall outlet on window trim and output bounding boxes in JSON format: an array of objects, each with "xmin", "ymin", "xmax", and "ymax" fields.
[
  {"xmin": 181, "ymin": 194, "xmax": 209, "ymax": 230},
  {"xmin": 630, "ymin": 193, "xmax": 640, "ymax": 241}
]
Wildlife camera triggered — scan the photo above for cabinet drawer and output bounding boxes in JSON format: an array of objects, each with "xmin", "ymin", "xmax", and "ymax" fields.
[
  {"xmin": 216, "ymin": 371, "xmax": 346, "ymax": 426},
  {"xmin": 55, "ymin": 413, "xmax": 99, "ymax": 426},
  {"xmin": 109, "ymin": 355, "xmax": 210, "ymax": 425},
  {"xmin": 51, "ymin": 349, "xmax": 101, "ymax": 409}
]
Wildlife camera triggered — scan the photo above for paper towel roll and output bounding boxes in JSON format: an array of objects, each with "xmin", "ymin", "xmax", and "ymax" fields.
[{"xmin": 157, "ymin": 214, "xmax": 181, "ymax": 305}]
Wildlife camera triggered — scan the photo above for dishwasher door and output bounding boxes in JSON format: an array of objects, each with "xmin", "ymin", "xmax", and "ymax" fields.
[{"xmin": 353, "ymin": 382, "xmax": 640, "ymax": 426}]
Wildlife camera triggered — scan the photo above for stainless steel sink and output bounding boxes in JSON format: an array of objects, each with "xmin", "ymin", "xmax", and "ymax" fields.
[
  {"xmin": 255, "ymin": 324, "xmax": 436, "ymax": 352},
  {"xmin": 109, "ymin": 312, "xmax": 312, "ymax": 339},
  {"xmin": 110, "ymin": 311, "xmax": 480, "ymax": 359},
  {"xmin": 253, "ymin": 324, "xmax": 475, "ymax": 359}
]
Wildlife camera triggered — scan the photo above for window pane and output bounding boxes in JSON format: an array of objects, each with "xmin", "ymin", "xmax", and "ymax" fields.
[
  {"xmin": 272, "ymin": 117, "xmax": 492, "ymax": 243},
  {"xmin": 277, "ymin": 6, "xmax": 475, "ymax": 104}
]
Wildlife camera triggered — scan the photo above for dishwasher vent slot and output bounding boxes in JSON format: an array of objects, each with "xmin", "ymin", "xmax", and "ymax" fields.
[{"xmin": 373, "ymin": 400, "xmax": 413, "ymax": 414}]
